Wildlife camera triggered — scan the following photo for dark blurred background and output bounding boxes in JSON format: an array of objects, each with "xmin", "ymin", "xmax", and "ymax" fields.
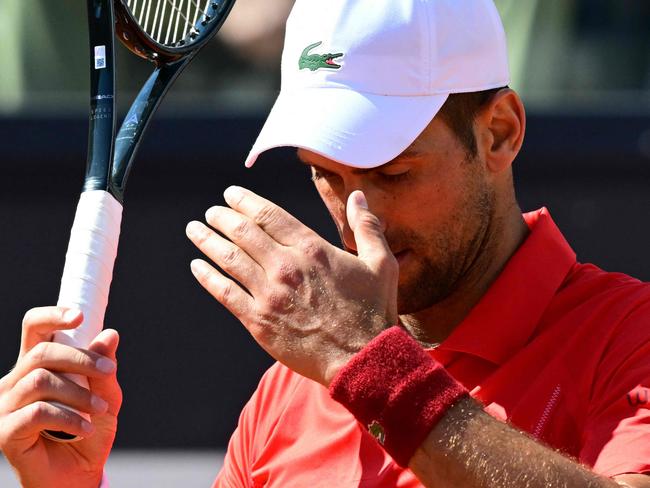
[{"xmin": 0, "ymin": 0, "xmax": 649, "ymax": 452}]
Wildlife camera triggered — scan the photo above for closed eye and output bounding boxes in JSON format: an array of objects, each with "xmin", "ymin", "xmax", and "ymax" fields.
[
  {"xmin": 378, "ymin": 170, "xmax": 411, "ymax": 182},
  {"xmin": 311, "ymin": 167, "xmax": 339, "ymax": 182},
  {"xmin": 376, "ymin": 164, "xmax": 411, "ymax": 182}
]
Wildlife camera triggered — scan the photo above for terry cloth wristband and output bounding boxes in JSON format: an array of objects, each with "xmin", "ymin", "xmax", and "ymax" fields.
[{"xmin": 329, "ymin": 326, "xmax": 469, "ymax": 467}]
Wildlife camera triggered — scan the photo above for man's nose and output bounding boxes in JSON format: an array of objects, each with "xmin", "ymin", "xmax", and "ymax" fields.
[{"xmin": 341, "ymin": 197, "xmax": 387, "ymax": 254}]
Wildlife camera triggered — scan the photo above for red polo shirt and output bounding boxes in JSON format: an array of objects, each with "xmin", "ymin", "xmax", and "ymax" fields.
[{"xmin": 214, "ymin": 208, "xmax": 650, "ymax": 487}]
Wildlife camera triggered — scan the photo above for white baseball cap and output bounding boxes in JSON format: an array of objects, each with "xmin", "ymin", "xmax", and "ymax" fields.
[{"xmin": 245, "ymin": 0, "xmax": 510, "ymax": 169}]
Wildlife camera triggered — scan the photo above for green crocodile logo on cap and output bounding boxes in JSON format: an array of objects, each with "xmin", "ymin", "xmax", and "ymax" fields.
[{"xmin": 299, "ymin": 41, "xmax": 344, "ymax": 71}]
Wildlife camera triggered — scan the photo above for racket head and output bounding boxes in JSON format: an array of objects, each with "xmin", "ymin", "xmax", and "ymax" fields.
[{"xmin": 115, "ymin": 0, "xmax": 236, "ymax": 63}]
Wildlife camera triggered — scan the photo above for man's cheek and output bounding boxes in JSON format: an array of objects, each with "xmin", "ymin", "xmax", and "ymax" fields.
[{"xmin": 319, "ymin": 195, "xmax": 348, "ymax": 243}]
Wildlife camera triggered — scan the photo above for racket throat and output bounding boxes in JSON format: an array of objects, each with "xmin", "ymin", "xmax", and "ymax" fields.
[
  {"xmin": 110, "ymin": 59, "xmax": 191, "ymax": 201},
  {"xmin": 85, "ymin": 0, "xmax": 117, "ymax": 195}
]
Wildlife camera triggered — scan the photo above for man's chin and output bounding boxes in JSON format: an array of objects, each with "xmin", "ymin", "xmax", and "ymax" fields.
[
  {"xmin": 396, "ymin": 273, "xmax": 456, "ymax": 315},
  {"xmin": 397, "ymin": 287, "xmax": 439, "ymax": 315}
]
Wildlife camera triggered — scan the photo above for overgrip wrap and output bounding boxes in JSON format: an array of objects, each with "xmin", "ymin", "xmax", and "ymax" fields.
[{"xmin": 55, "ymin": 190, "xmax": 122, "ymax": 349}]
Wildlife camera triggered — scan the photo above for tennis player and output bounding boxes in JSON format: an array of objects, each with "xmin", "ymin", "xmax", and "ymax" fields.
[{"xmin": 1, "ymin": 1, "xmax": 650, "ymax": 487}]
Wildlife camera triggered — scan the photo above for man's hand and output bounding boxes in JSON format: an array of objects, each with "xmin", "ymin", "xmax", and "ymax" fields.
[
  {"xmin": 186, "ymin": 186, "xmax": 398, "ymax": 386},
  {"xmin": 0, "ymin": 307, "xmax": 122, "ymax": 488}
]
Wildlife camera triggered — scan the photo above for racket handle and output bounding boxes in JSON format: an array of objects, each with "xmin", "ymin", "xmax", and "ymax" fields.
[{"xmin": 41, "ymin": 190, "xmax": 123, "ymax": 442}]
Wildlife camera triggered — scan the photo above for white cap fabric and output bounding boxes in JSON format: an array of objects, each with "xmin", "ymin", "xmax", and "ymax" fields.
[{"xmin": 245, "ymin": 0, "xmax": 510, "ymax": 169}]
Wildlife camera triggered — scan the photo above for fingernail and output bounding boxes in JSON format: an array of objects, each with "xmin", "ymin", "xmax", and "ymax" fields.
[
  {"xmin": 190, "ymin": 259, "xmax": 206, "ymax": 276},
  {"xmin": 352, "ymin": 191, "xmax": 368, "ymax": 209},
  {"xmin": 96, "ymin": 357, "xmax": 116, "ymax": 374},
  {"xmin": 91, "ymin": 394, "xmax": 108, "ymax": 412},
  {"xmin": 81, "ymin": 420, "xmax": 94, "ymax": 433},
  {"xmin": 204, "ymin": 206, "xmax": 218, "ymax": 222},
  {"xmin": 223, "ymin": 186, "xmax": 243, "ymax": 203},
  {"xmin": 185, "ymin": 220, "xmax": 199, "ymax": 237},
  {"xmin": 63, "ymin": 308, "xmax": 81, "ymax": 323}
]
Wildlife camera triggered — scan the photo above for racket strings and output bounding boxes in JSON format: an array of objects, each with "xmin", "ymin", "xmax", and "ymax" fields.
[{"xmin": 124, "ymin": 0, "xmax": 215, "ymax": 46}]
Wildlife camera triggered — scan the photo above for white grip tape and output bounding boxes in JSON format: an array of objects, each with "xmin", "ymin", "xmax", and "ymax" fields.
[
  {"xmin": 55, "ymin": 190, "xmax": 122, "ymax": 349},
  {"xmin": 43, "ymin": 190, "xmax": 122, "ymax": 441}
]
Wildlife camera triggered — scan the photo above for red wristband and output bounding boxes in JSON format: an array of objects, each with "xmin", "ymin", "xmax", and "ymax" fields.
[{"xmin": 329, "ymin": 326, "xmax": 468, "ymax": 467}]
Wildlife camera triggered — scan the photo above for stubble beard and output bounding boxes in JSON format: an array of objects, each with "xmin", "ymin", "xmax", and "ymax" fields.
[{"xmin": 395, "ymin": 173, "xmax": 497, "ymax": 315}]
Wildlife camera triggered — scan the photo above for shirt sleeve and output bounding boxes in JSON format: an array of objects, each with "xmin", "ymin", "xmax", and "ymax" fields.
[
  {"xmin": 580, "ymin": 300, "xmax": 650, "ymax": 477},
  {"xmin": 212, "ymin": 403, "xmax": 254, "ymax": 487},
  {"xmin": 212, "ymin": 362, "xmax": 301, "ymax": 487}
]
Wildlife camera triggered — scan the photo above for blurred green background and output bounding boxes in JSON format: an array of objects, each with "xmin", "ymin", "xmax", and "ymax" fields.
[{"xmin": 1, "ymin": 0, "xmax": 649, "ymax": 115}]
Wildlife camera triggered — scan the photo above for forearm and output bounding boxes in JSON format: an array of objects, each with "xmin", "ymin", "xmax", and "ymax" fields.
[{"xmin": 410, "ymin": 397, "xmax": 619, "ymax": 488}]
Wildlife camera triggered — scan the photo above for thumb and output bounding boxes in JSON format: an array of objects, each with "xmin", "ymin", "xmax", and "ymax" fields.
[
  {"xmin": 346, "ymin": 191, "xmax": 391, "ymax": 266},
  {"xmin": 88, "ymin": 328, "xmax": 119, "ymax": 361},
  {"xmin": 87, "ymin": 329, "xmax": 122, "ymax": 414}
]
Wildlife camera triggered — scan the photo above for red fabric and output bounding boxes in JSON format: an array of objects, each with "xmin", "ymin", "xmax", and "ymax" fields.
[
  {"xmin": 213, "ymin": 209, "xmax": 650, "ymax": 487},
  {"xmin": 329, "ymin": 326, "xmax": 468, "ymax": 467}
]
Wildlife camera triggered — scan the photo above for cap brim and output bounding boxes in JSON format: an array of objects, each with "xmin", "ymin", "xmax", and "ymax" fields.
[{"xmin": 245, "ymin": 87, "xmax": 449, "ymax": 169}]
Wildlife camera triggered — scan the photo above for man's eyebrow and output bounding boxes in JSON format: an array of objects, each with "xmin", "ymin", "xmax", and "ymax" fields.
[{"xmin": 396, "ymin": 148, "xmax": 424, "ymax": 160}]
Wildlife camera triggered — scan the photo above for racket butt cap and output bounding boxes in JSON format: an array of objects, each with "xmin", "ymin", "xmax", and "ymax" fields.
[{"xmin": 41, "ymin": 429, "xmax": 84, "ymax": 443}]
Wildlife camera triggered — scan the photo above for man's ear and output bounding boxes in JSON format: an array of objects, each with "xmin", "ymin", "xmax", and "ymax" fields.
[{"xmin": 475, "ymin": 88, "xmax": 526, "ymax": 174}]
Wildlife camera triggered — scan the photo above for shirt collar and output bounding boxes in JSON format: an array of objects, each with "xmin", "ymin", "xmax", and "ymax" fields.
[{"xmin": 435, "ymin": 208, "xmax": 576, "ymax": 365}]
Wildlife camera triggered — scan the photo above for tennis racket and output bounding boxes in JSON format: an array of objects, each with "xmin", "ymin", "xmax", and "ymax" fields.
[{"xmin": 42, "ymin": 0, "xmax": 236, "ymax": 442}]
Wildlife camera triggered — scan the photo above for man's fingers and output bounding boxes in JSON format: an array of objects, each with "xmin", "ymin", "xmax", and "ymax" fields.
[
  {"xmin": 88, "ymin": 329, "xmax": 119, "ymax": 362},
  {"xmin": 201, "ymin": 205, "xmax": 282, "ymax": 271},
  {"xmin": 222, "ymin": 186, "xmax": 308, "ymax": 246},
  {"xmin": 87, "ymin": 329, "xmax": 123, "ymax": 416},
  {"xmin": 20, "ymin": 307, "xmax": 83, "ymax": 357},
  {"xmin": 346, "ymin": 191, "xmax": 394, "ymax": 269},
  {"xmin": 186, "ymin": 220, "xmax": 267, "ymax": 294},
  {"xmin": 8, "ymin": 369, "xmax": 108, "ymax": 416},
  {"xmin": 0, "ymin": 401, "xmax": 94, "ymax": 447},
  {"xmin": 190, "ymin": 259, "xmax": 254, "ymax": 321},
  {"xmin": 8, "ymin": 342, "xmax": 116, "ymax": 389}
]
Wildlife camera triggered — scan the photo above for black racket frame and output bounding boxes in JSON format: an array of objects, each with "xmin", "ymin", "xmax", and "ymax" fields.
[
  {"xmin": 43, "ymin": 0, "xmax": 235, "ymax": 442},
  {"xmin": 84, "ymin": 0, "xmax": 236, "ymax": 203}
]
